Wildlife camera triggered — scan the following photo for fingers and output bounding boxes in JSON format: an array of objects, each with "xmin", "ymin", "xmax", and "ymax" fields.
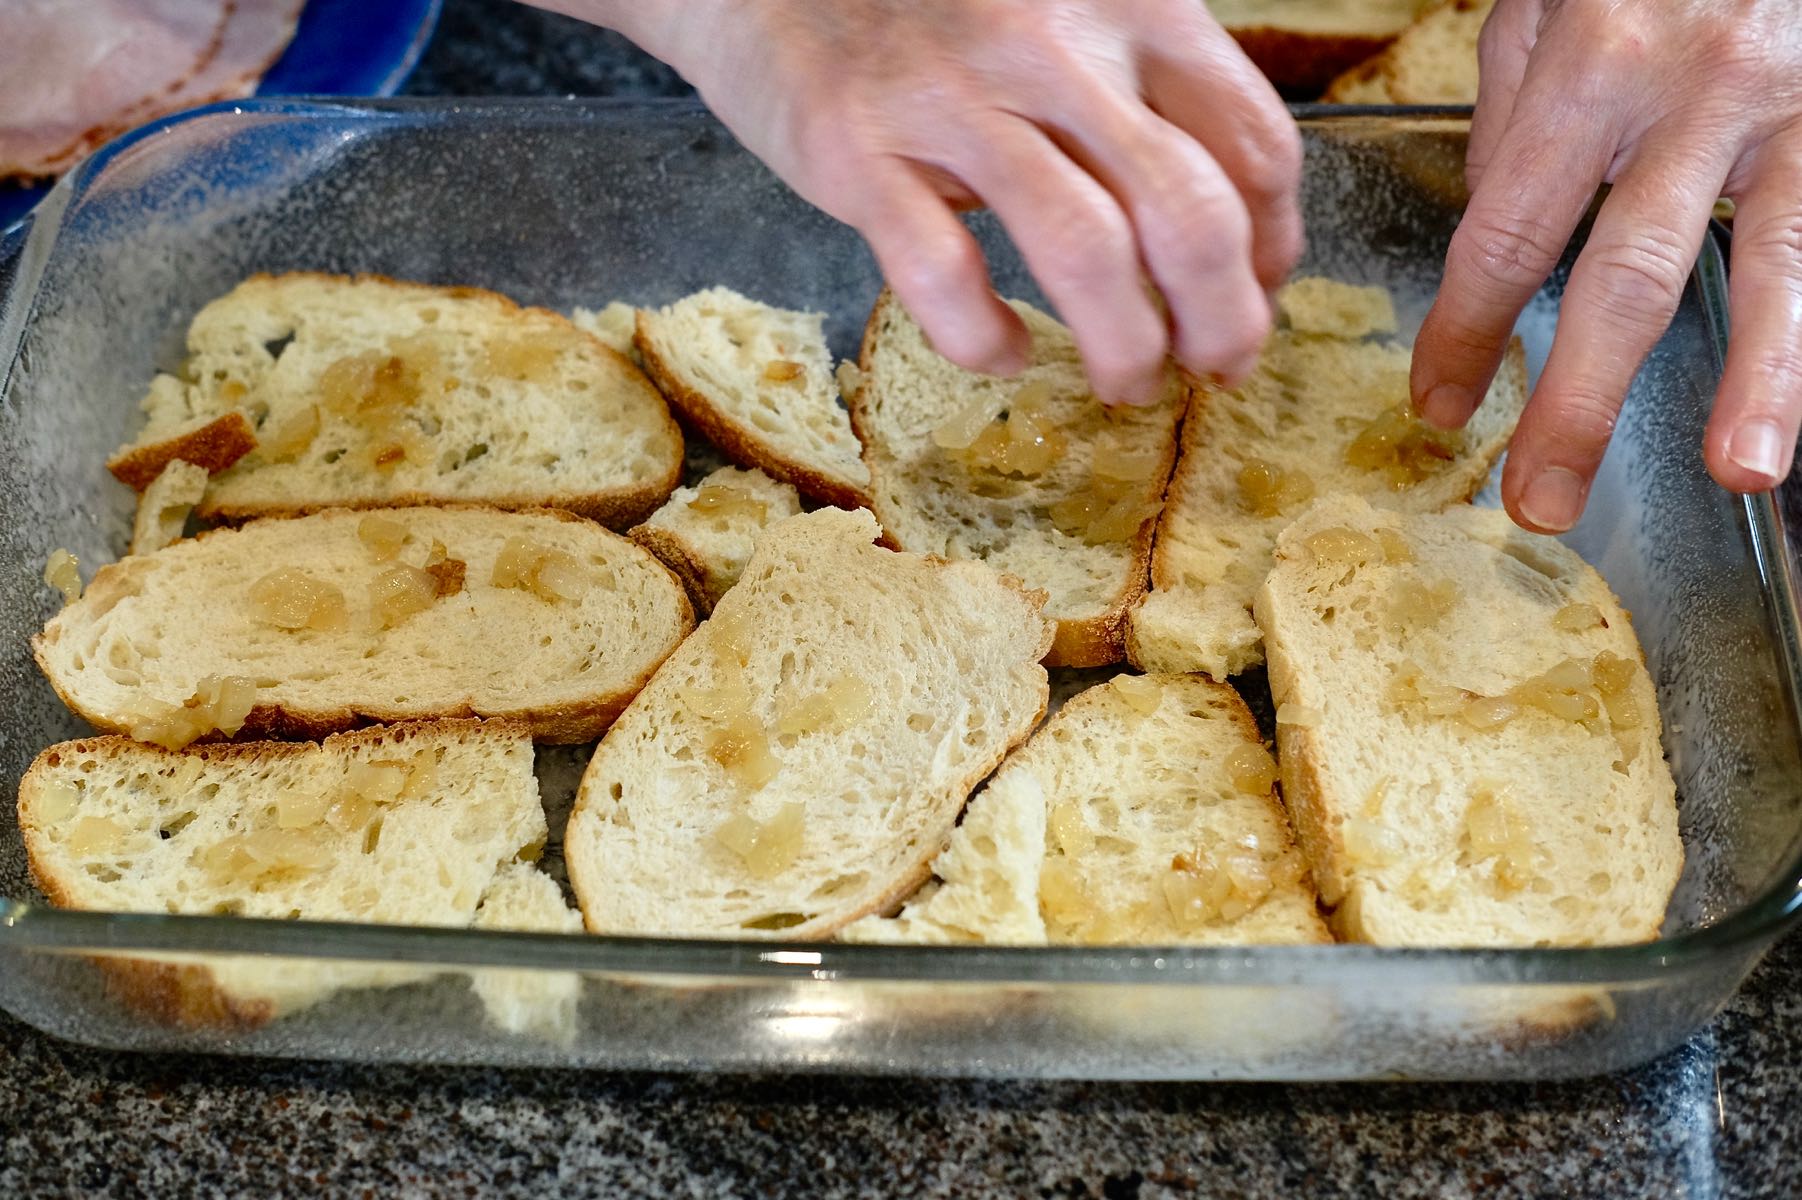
[
  {"xmin": 1499, "ymin": 129, "xmax": 1731, "ymax": 531},
  {"xmin": 1705, "ymin": 131, "xmax": 1802, "ymax": 491},
  {"xmin": 1138, "ymin": 24, "xmax": 1306, "ymax": 293},
  {"xmin": 1045, "ymin": 84, "xmax": 1274, "ymax": 386},
  {"xmin": 1411, "ymin": 67, "xmax": 1620, "ymax": 432},
  {"xmin": 954, "ymin": 115, "xmax": 1174, "ymax": 404},
  {"xmin": 1466, "ymin": 0, "xmax": 1540, "ymax": 192},
  {"xmin": 851, "ymin": 158, "xmax": 1031, "ymax": 375}
]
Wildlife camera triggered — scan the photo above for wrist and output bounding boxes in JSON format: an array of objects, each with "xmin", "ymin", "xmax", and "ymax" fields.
[{"xmin": 527, "ymin": 1, "xmax": 731, "ymax": 71}]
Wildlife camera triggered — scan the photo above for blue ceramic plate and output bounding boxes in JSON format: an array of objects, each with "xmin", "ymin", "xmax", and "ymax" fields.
[{"xmin": 0, "ymin": 0, "xmax": 442, "ymax": 232}]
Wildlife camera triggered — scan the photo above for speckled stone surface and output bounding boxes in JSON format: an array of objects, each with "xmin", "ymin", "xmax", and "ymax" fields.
[{"xmin": 3, "ymin": 3, "xmax": 1802, "ymax": 1195}]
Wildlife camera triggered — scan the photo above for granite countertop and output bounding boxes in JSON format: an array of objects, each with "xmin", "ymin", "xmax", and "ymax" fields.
[{"xmin": 3, "ymin": 2, "xmax": 1800, "ymax": 1195}]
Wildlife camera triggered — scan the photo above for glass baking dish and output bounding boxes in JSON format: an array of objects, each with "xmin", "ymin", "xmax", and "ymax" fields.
[{"xmin": 1, "ymin": 98, "xmax": 1798, "ymax": 1080}]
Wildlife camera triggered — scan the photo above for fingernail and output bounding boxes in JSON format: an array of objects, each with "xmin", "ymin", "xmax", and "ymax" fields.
[
  {"xmin": 1727, "ymin": 418, "xmax": 1786, "ymax": 484},
  {"xmin": 1418, "ymin": 383, "xmax": 1473, "ymax": 429},
  {"xmin": 1519, "ymin": 467, "xmax": 1586, "ymax": 533}
]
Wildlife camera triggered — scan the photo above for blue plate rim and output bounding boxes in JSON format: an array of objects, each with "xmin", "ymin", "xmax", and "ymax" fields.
[{"xmin": 0, "ymin": 0, "xmax": 443, "ymax": 235}]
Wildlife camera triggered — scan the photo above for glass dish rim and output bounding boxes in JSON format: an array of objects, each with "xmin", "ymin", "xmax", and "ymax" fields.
[{"xmin": 1, "ymin": 96, "xmax": 1796, "ymax": 990}]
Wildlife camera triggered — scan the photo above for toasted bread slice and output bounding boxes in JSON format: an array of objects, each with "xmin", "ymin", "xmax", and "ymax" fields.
[
  {"xmin": 18, "ymin": 718, "xmax": 549, "ymax": 1025},
  {"xmin": 851, "ymin": 291, "xmax": 1189, "ymax": 668},
  {"xmin": 1127, "ymin": 277, "xmax": 1525, "ymax": 679},
  {"xmin": 129, "ymin": 459, "xmax": 208, "ymax": 556},
  {"xmin": 1324, "ymin": 0, "xmax": 1492, "ymax": 104},
  {"xmin": 1254, "ymin": 497, "xmax": 1683, "ymax": 946},
  {"xmin": 33, "ymin": 506, "xmax": 694, "ymax": 745},
  {"xmin": 567, "ymin": 508, "xmax": 1054, "ymax": 940},
  {"xmin": 1212, "ymin": 0, "xmax": 1433, "ymax": 93},
  {"xmin": 106, "ymin": 273, "xmax": 684, "ymax": 528},
  {"xmin": 847, "ymin": 674, "xmax": 1330, "ymax": 946},
  {"xmin": 635, "ymin": 287, "xmax": 871, "ymax": 509},
  {"xmin": 628, "ymin": 465, "xmax": 804, "ymax": 614}
]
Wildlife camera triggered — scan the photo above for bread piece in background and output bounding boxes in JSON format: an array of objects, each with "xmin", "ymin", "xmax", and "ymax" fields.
[
  {"xmin": 570, "ymin": 301, "xmax": 641, "ymax": 362},
  {"xmin": 34, "ymin": 506, "xmax": 694, "ymax": 746},
  {"xmin": 17, "ymin": 718, "xmax": 549, "ymax": 1027},
  {"xmin": 848, "ymin": 674, "xmax": 1330, "ymax": 947},
  {"xmin": 629, "ymin": 465, "xmax": 804, "ymax": 614},
  {"xmin": 1127, "ymin": 276, "xmax": 1524, "ymax": 680},
  {"xmin": 1324, "ymin": 0, "xmax": 1493, "ymax": 104},
  {"xmin": 851, "ymin": 292, "xmax": 1188, "ymax": 668},
  {"xmin": 128, "ymin": 460, "xmax": 209, "ymax": 555},
  {"xmin": 108, "ymin": 273, "xmax": 683, "ymax": 529},
  {"xmin": 636, "ymin": 287, "xmax": 871, "ymax": 509},
  {"xmin": 1255, "ymin": 497, "xmax": 1683, "ymax": 946},
  {"xmin": 1211, "ymin": 0, "xmax": 1436, "ymax": 94},
  {"xmin": 568, "ymin": 508, "xmax": 1054, "ymax": 941}
]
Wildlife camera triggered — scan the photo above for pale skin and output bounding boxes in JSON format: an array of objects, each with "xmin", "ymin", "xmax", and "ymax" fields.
[{"xmin": 538, "ymin": 0, "xmax": 1802, "ymax": 533}]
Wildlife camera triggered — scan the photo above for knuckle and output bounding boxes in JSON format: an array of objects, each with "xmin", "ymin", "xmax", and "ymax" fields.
[
  {"xmin": 1034, "ymin": 200, "xmax": 1136, "ymax": 288},
  {"xmin": 1737, "ymin": 210, "xmax": 1802, "ymax": 264},
  {"xmin": 1143, "ymin": 187, "xmax": 1250, "ymax": 277},
  {"xmin": 1457, "ymin": 212, "xmax": 1569, "ymax": 290},
  {"xmin": 1583, "ymin": 229, "xmax": 1691, "ymax": 315},
  {"xmin": 1234, "ymin": 121, "xmax": 1304, "ymax": 204},
  {"xmin": 1741, "ymin": 345, "xmax": 1802, "ymax": 396},
  {"xmin": 885, "ymin": 229, "xmax": 984, "ymax": 301},
  {"xmin": 1542, "ymin": 389, "xmax": 1622, "ymax": 451}
]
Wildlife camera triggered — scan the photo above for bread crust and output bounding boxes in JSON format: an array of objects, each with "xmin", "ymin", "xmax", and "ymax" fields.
[
  {"xmin": 30, "ymin": 507, "xmax": 695, "ymax": 745},
  {"xmin": 106, "ymin": 411, "xmax": 257, "ymax": 492},
  {"xmin": 1226, "ymin": 26, "xmax": 1398, "ymax": 94},
  {"xmin": 627, "ymin": 522, "xmax": 721, "ymax": 615},
  {"xmin": 634, "ymin": 310, "xmax": 870, "ymax": 512},
  {"xmin": 849, "ymin": 290, "xmax": 1188, "ymax": 669}
]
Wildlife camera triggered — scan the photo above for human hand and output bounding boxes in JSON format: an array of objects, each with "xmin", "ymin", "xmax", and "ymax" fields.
[
  {"xmin": 554, "ymin": 0, "xmax": 1303, "ymax": 405},
  {"xmin": 1411, "ymin": 0, "xmax": 1802, "ymax": 532}
]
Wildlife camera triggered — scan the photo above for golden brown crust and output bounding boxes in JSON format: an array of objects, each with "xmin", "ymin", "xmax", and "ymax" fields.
[
  {"xmin": 633, "ymin": 311, "xmax": 871, "ymax": 512},
  {"xmin": 628, "ymin": 523, "xmax": 721, "ymax": 615},
  {"xmin": 29, "ymin": 507, "xmax": 694, "ymax": 745},
  {"xmin": 106, "ymin": 411, "xmax": 257, "ymax": 492},
  {"xmin": 1321, "ymin": 57, "xmax": 1393, "ymax": 103},
  {"xmin": 1226, "ymin": 26, "xmax": 1399, "ymax": 94},
  {"xmin": 1257, "ymin": 590, "xmax": 1352, "ymax": 924}
]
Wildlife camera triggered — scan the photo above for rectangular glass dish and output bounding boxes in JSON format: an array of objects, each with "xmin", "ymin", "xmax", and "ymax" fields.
[{"xmin": 1, "ymin": 99, "xmax": 1799, "ymax": 1080}]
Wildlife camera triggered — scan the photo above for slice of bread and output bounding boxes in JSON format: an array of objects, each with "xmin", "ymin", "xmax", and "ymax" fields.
[
  {"xmin": 129, "ymin": 459, "xmax": 208, "ymax": 556},
  {"xmin": 470, "ymin": 862, "xmax": 584, "ymax": 1040},
  {"xmin": 628, "ymin": 465, "xmax": 804, "ymax": 615},
  {"xmin": 567, "ymin": 507, "xmax": 1054, "ymax": 940},
  {"xmin": 107, "ymin": 273, "xmax": 684, "ymax": 528},
  {"xmin": 1254, "ymin": 497, "xmax": 1683, "ymax": 946},
  {"xmin": 1324, "ymin": 0, "xmax": 1493, "ymax": 104},
  {"xmin": 850, "ymin": 291, "xmax": 1189, "ymax": 668},
  {"xmin": 635, "ymin": 287, "xmax": 871, "ymax": 509},
  {"xmin": 1127, "ymin": 277, "xmax": 1525, "ymax": 679},
  {"xmin": 1211, "ymin": 0, "xmax": 1433, "ymax": 93},
  {"xmin": 34, "ymin": 506, "xmax": 694, "ymax": 745},
  {"xmin": 851, "ymin": 674, "xmax": 1330, "ymax": 945},
  {"xmin": 838, "ymin": 770, "xmax": 1051, "ymax": 945},
  {"xmin": 17, "ymin": 718, "xmax": 549, "ymax": 1025},
  {"xmin": 570, "ymin": 301, "xmax": 640, "ymax": 361}
]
